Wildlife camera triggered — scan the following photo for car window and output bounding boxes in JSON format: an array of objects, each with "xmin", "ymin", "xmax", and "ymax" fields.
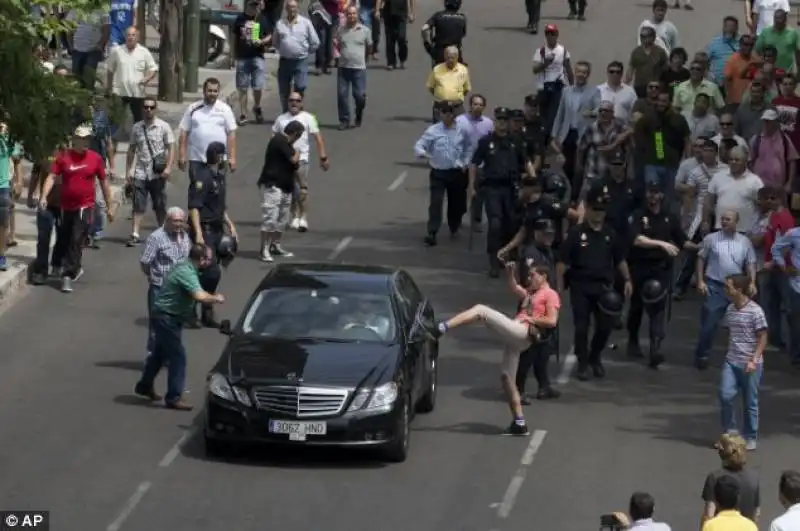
[
  {"xmin": 395, "ymin": 272, "xmax": 423, "ymax": 322},
  {"xmin": 240, "ymin": 288, "xmax": 397, "ymax": 343}
]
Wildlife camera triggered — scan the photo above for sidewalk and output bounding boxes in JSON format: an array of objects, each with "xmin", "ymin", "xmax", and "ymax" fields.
[{"xmin": 0, "ymin": 57, "xmax": 277, "ymax": 309}]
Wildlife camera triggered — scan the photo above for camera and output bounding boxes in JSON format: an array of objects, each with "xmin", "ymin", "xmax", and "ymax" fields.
[{"xmin": 599, "ymin": 513, "xmax": 623, "ymax": 530}]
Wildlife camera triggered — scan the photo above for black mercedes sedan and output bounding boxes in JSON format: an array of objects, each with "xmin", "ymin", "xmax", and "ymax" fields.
[{"xmin": 204, "ymin": 263, "xmax": 439, "ymax": 463}]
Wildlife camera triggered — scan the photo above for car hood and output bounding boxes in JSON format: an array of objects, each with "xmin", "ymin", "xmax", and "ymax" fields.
[{"xmin": 223, "ymin": 337, "xmax": 399, "ymax": 387}]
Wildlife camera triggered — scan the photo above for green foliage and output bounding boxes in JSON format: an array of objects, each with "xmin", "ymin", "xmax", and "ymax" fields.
[{"xmin": 0, "ymin": 0, "xmax": 109, "ymax": 160}]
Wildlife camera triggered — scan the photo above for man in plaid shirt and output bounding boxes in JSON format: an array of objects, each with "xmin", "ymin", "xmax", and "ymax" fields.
[{"xmin": 576, "ymin": 100, "xmax": 632, "ymax": 194}]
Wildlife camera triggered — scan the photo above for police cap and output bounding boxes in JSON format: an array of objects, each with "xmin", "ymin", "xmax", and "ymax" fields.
[
  {"xmin": 520, "ymin": 176, "xmax": 542, "ymax": 189},
  {"xmin": 206, "ymin": 141, "xmax": 227, "ymax": 165},
  {"xmin": 436, "ymin": 101, "xmax": 456, "ymax": 113},
  {"xmin": 533, "ymin": 218, "xmax": 556, "ymax": 233},
  {"xmin": 524, "ymin": 94, "xmax": 539, "ymax": 107},
  {"xmin": 585, "ymin": 183, "xmax": 608, "ymax": 209},
  {"xmin": 510, "ymin": 109, "xmax": 525, "ymax": 120},
  {"xmin": 494, "ymin": 107, "xmax": 510, "ymax": 119},
  {"xmin": 444, "ymin": 0, "xmax": 461, "ymax": 9},
  {"xmin": 608, "ymin": 150, "xmax": 626, "ymax": 165},
  {"xmin": 645, "ymin": 181, "xmax": 665, "ymax": 194}
]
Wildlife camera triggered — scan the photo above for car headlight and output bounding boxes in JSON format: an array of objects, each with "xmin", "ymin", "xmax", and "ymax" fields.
[
  {"xmin": 208, "ymin": 373, "xmax": 252, "ymax": 407},
  {"xmin": 347, "ymin": 382, "xmax": 398, "ymax": 412}
]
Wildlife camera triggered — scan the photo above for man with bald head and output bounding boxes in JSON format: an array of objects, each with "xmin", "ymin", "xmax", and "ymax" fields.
[
  {"xmin": 106, "ymin": 27, "xmax": 158, "ymax": 124},
  {"xmin": 694, "ymin": 209, "xmax": 758, "ymax": 370}
]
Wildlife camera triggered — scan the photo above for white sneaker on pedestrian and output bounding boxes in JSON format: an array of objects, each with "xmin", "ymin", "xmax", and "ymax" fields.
[
  {"xmin": 298, "ymin": 217, "xmax": 309, "ymax": 232},
  {"xmin": 270, "ymin": 243, "xmax": 294, "ymax": 257},
  {"xmin": 61, "ymin": 277, "xmax": 73, "ymax": 293},
  {"xmin": 746, "ymin": 440, "xmax": 757, "ymax": 451},
  {"xmin": 289, "ymin": 217, "xmax": 300, "ymax": 230},
  {"xmin": 261, "ymin": 246, "xmax": 274, "ymax": 263},
  {"xmin": 73, "ymin": 268, "xmax": 84, "ymax": 282}
]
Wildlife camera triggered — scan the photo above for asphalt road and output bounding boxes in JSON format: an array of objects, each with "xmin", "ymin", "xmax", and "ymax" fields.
[{"xmin": 2, "ymin": 0, "xmax": 800, "ymax": 530}]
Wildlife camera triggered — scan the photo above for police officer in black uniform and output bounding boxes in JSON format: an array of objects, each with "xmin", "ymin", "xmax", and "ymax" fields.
[
  {"xmin": 540, "ymin": 166, "xmax": 571, "ymax": 247},
  {"xmin": 559, "ymin": 184, "xmax": 632, "ymax": 380},
  {"xmin": 522, "ymin": 96, "xmax": 547, "ymax": 172},
  {"xmin": 498, "ymin": 177, "xmax": 559, "ymax": 265},
  {"xmin": 470, "ymin": 107, "xmax": 532, "ymax": 277},
  {"xmin": 421, "ymin": 0, "xmax": 467, "ymax": 66},
  {"xmin": 626, "ymin": 182, "xmax": 690, "ymax": 368},
  {"xmin": 187, "ymin": 141, "xmax": 238, "ymax": 328},
  {"xmin": 512, "ymin": 218, "xmax": 562, "ymax": 402}
]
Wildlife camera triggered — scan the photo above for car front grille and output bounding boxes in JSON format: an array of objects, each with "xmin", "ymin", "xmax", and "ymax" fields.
[{"xmin": 252, "ymin": 386, "xmax": 349, "ymax": 418}]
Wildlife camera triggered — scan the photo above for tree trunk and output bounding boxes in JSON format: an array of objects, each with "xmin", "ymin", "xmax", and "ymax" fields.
[{"xmin": 158, "ymin": 0, "xmax": 183, "ymax": 102}]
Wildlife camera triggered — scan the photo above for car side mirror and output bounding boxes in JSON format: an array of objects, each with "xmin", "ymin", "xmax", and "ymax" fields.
[{"xmin": 219, "ymin": 319, "xmax": 232, "ymax": 336}]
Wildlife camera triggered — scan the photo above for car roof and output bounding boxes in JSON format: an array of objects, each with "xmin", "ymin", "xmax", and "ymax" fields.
[{"xmin": 256, "ymin": 263, "xmax": 399, "ymax": 294}]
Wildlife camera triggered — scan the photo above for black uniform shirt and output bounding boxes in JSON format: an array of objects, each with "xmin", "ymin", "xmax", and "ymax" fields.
[
  {"xmin": 472, "ymin": 133, "xmax": 526, "ymax": 186},
  {"xmin": 560, "ymin": 222, "xmax": 626, "ymax": 285},
  {"xmin": 627, "ymin": 206, "xmax": 687, "ymax": 266},
  {"xmin": 594, "ymin": 176, "xmax": 637, "ymax": 238},
  {"xmin": 427, "ymin": 10, "xmax": 467, "ymax": 48},
  {"xmin": 188, "ymin": 165, "xmax": 227, "ymax": 224},
  {"xmin": 523, "ymin": 118, "xmax": 546, "ymax": 160}
]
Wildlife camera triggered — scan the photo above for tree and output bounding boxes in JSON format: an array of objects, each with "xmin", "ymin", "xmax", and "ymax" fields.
[
  {"xmin": 0, "ymin": 0, "xmax": 108, "ymax": 160},
  {"xmin": 157, "ymin": 0, "xmax": 184, "ymax": 102}
]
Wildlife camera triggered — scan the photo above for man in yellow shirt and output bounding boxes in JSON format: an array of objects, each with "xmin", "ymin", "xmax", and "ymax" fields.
[
  {"xmin": 702, "ymin": 475, "xmax": 758, "ymax": 531},
  {"xmin": 426, "ymin": 45, "xmax": 471, "ymax": 121}
]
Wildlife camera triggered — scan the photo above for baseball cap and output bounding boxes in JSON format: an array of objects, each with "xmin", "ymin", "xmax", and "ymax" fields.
[
  {"xmin": 762, "ymin": 109, "xmax": 779, "ymax": 121},
  {"xmin": 494, "ymin": 107, "xmax": 510, "ymax": 119},
  {"xmin": 544, "ymin": 24, "xmax": 558, "ymax": 34}
]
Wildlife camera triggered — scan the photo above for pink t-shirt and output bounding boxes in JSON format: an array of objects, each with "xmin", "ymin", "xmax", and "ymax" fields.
[
  {"xmin": 516, "ymin": 286, "xmax": 561, "ymax": 322},
  {"xmin": 750, "ymin": 133, "xmax": 797, "ymax": 187}
]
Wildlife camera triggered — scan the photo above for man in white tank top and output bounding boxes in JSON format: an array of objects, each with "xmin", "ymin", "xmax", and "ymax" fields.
[{"xmin": 532, "ymin": 24, "xmax": 574, "ymax": 143}]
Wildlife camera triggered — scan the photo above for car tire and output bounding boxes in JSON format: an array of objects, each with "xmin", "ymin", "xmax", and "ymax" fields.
[
  {"xmin": 416, "ymin": 355, "xmax": 437, "ymax": 413},
  {"xmin": 204, "ymin": 434, "xmax": 229, "ymax": 458},
  {"xmin": 382, "ymin": 397, "xmax": 410, "ymax": 463}
]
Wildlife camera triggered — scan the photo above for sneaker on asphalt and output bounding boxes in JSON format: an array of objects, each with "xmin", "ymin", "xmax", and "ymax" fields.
[
  {"xmin": 61, "ymin": 277, "xmax": 73, "ymax": 293},
  {"xmin": 31, "ymin": 272, "xmax": 47, "ymax": 285},
  {"xmin": 126, "ymin": 234, "xmax": 141, "ymax": 247},
  {"xmin": 289, "ymin": 217, "xmax": 301, "ymax": 230},
  {"xmin": 746, "ymin": 439, "xmax": 757, "ymax": 451},
  {"xmin": 73, "ymin": 268, "xmax": 84, "ymax": 282},
  {"xmin": 260, "ymin": 247, "xmax": 274, "ymax": 263},
  {"xmin": 502, "ymin": 421, "xmax": 530, "ymax": 436},
  {"xmin": 298, "ymin": 217, "xmax": 309, "ymax": 232},
  {"xmin": 270, "ymin": 243, "xmax": 294, "ymax": 257},
  {"xmin": 0, "ymin": 256, "xmax": 7, "ymax": 271}
]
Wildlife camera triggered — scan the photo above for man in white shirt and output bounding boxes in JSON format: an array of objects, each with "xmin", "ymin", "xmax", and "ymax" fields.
[
  {"xmin": 770, "ymin": 470, "xmax": 800, "ymax": 531},
  {"xmin": 177, "ymin": 77, "xmax": 238, "ymax": 180},
  {"xmin": 703, "ymin": 145, "xmax": 764, "ymax": 233},
  {"xmin": 67, "ymin": 8, "xmax": 110, "ymax": 88},
  {"xmin": 271, "ymin": 92, "xmax": 330, "ymax": 232},
  {"xmin": 532, "ymin": 24, "xmax": 574, "ymax": 143},
  {"xmin": 598, "ymin": 60, "xmax": 638, "ymax": 123},
  {"xmin": 747, "ymin": 0, "xmax": 791, "ymax": 35},
  {"xmin": 106, "ymin": 27, "xmax": 157, "ymax": 125},
  {"xmin": 637, "ymin": 0, "xmax": 680, "ymax": 54}
]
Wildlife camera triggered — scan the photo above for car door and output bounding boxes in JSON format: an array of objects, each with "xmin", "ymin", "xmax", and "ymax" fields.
[{"xmin": 396, "ymin": 272, "xmax": 426, "ymax": 400}]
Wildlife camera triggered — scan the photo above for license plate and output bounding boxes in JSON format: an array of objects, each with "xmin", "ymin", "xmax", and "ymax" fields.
[{"xmin": 269, "ymin": 420, "xmax": 328, "ymax": 441}]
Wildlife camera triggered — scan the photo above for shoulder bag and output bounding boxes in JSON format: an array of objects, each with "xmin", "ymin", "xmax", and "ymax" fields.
[{"xmin": 143, "ymin": 124, "xmax": 168, "ymax": 174}]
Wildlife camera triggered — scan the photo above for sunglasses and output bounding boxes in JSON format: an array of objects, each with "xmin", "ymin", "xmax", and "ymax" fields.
[
  {"xmin": 647, "ymin": 84, "xmax": 660, "ymax": 89},
  {"xmin": 720, "ymin": 121, "xmax": 734, "ymax": 126},
  {"xmin": 608, "ymin": 69, "xmax": 622, "ymax": 74},
  {"xmin": 143, "ymin": 105, "xmax": 156, "ymax": 110},
  {"xmin": 690, "ymin": 66, "xmax": 703, "ymax": 71}
]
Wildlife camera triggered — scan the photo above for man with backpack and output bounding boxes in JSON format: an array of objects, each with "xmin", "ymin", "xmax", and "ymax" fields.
[{"xmin": 748, "ymin": 109, "xmax": 798, "ymax": 193}]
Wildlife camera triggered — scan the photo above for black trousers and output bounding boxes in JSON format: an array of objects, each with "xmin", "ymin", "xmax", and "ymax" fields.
[
  {"xmin": 568, "ymin": 0, "xmax": 587, "ymax": 15},
  {"xmin": 427, "ymin": 168, "xmax": 468, "ymax": 235},
  {"xmin": 189, "ymin": 222, "xmax": 223, "ymax": 320},
  {"xmin": 516, "ymin": 338, "xmax": 553, "ymax": 393},
  {"xmin": 120, "ymin": 96, "xmax": 145, "ymax": 124},
  {"xmin": 314, "ymin": 19, "xmax": 335, "ymax": 69},
  {"xmin": 537, "ymin": 82, "xmax": 563, "ymax": 146},
  {"xmin": 471, "ymin": 169, "xmax": 484, "ymax": 224},
  {"xmin": 384, "ymin": 15, "xmax": 408, "ymax": 67},
  {"xmin": 483, "ymin": 185, "xmax": 516, "ymax": 257},
  {"xmin": 561, "ymin": 129, "xmax": 580, "ymax": 201},
  {"xmin": 627, "ymin": 265, "xmax": 670, "ymax": 345},
  {"xmin": 55, "ymin": 208, "xmax": 92, "ymax": 279},
  {"xmin": 570, "ymin": 281, "xmax": 614, "ymax": 366},
  {"xmin": 524, "ymin": 0, "xmax": 542, "ymax": 25}
]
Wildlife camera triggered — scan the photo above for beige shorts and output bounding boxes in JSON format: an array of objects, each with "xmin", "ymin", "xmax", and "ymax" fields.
[
  {"xmin": 472, "ymin": 304, "xmax": 532, "ymax": 378},
  {"xmin": 260, "ymin": 185, "xmax": 292, "ymax": 232}
]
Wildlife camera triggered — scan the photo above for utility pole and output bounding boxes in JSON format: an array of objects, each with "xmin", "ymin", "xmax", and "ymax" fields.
[
  {"xmin": 157, "ymin": 0, "xmax": 184, "ymax": 101},
  {"xmin": 136, "ymin": 0, "xmax": 146, "ymax": 44},
  {"xmin": 184, "ymin": 0, "xmax": 200, "ymax": 93}
]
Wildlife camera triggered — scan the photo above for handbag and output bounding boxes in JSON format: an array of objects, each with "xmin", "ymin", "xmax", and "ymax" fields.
[{"xmin": 143, "ymin": 126, "xmax": 168, "ymax": 175}]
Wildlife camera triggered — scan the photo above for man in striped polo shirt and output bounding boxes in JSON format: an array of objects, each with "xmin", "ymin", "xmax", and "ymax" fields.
[
  {"xmin": 694, "ymin": 210, "xmax": 757, "ymax": 370},
  {"xmin": 720, "ymin": 273, "xmax": 767, "ymax": 451}
]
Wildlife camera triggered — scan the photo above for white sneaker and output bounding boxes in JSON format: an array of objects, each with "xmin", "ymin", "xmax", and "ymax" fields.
[
  {"xmin": 270, "ymin": 243, "xmax": 294, "ymax": 257},
  {"xmin": 61, "ymin": 277, "xmax": 73, "ymax": 293},
  {"xmin": 260, "ymin": 246, "xmax": 274, "ymax": 263},
  {"xmin": 289, "ymin": 217, "xmax": 300, "ymax": 230},
  {"xmin": 298, "ymin": 217, "xmax": 309, "ymax": 232}
]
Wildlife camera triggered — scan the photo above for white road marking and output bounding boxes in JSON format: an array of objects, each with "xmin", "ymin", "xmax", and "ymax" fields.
[
  {"xmin": 106, "ymin": 481, "xmax": 152, "ymax": 531},
  {"xmin": 555, "ymin": 346, "xmax": 576, "ymax": 385},
  {"xmin": 158, "ymin": 428, "xmax": 197, "ymax": 468},
  {"xmin": 388, "ymin": 171, "xmax": 408, "ymax": 191},
  {"xmin": 328, "ymin": 236, "xmax": 353, "ymax": 260},
  {"xmin": 496, "ymin": 430, "xmax": 548, "ymax": 520}
]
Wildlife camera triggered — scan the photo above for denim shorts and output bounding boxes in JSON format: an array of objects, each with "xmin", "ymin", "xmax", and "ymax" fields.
[
  {"xmin": 0, "ymin": 188, "xmax": 12, "ymax": 227},
  {"xmin": 236, "ymin": 57, "xmax": 267, "ymax": 90}
]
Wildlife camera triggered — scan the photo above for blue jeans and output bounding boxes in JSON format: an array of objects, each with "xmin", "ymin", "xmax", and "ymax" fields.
[
  {"xmin": 137, "ymin": 314, "xmax": 187, "ymax": 403},
  {"xmin": 695, "ymin": 279, "xmax": 730, "ymax": 362},
  {"xmin": 277, "ymin": 57, "xmax": 309, "ymax": 112},
  {"xmin": 719, "ymin": 359, "xmax": 762, "ymax": 441},
  {"xmin": 644, "ymin": 164, "xmax": 678, "ymax": 207},
  {"xmin": 91, "ymin": 179, "xmax": 106, "ymax": 236},
  {"xmin": 145, "ymin": 284, "xmax": 162, "ymax": 353},
  {"xmin": 34, "ymin": 207, "xmax": 61, "ymax": 275},
  {"xmin": 336, "ymin": 68, "xmax": 367, "ymax": 124},
  {"xmin": 757, "ymin": 268, "xmax": 790, "ymax": 346},
  {"xmin": 235, "ymin": 56, "xmax": 267, "ymax": 90}
]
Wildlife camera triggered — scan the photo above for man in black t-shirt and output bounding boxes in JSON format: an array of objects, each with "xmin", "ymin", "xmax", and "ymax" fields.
[
  {"xmin": 258, "ymin": 120, "xmax": 305, "ymax": 262},
  {"xmin": 376, "ymin": 0, "xmax": 414, "ymax": 69},
  {"xmin": 233, "ymin": 0, "xmax": 273, "ymax": 125}
]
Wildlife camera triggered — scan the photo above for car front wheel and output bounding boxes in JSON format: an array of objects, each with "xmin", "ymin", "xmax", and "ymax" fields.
[
  {"xmin": 382, "ymin": 397, "xmax": 410, "ymax": 463},
  {"xmin": 416, "ymin": 356, "xmax": 437, "ymax": 413}
]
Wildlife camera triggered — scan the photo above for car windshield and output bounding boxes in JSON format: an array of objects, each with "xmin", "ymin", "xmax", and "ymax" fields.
[{"xmin": 240, "ymin": 287, "xmax": 397, "ymax": 343}]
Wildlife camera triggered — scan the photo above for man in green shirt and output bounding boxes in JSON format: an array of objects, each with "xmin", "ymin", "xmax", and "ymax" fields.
[
  {"xmin": 0, "ymin": 123, "xmax": 23, "ymax": 272},
  {"xmin": 135, "ymin": 243, "xmax": 225, "ymax": 410},
  {"xmin": 756, "ymin": 9, "xmax": 800, "ymax": 72}
]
